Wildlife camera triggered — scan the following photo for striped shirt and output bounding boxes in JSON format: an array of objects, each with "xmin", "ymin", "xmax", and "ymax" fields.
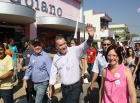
[{"xmin": 49, "ymin": 41, "xmax": 90, "ymax": 85}]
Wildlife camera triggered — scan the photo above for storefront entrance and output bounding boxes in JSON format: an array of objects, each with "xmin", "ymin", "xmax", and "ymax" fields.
[
  {"xmin": 0, "ymin": 22, "xmax": 25, "ymax": 49},
  {"xmin": 37, "ymin": 27, "xmax": 74, "ymax": 53}
]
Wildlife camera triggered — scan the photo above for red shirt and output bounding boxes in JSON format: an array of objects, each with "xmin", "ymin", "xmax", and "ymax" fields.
[{"xmin": 86, "ymin": 48, "xmax": 96, "ymax": 63}]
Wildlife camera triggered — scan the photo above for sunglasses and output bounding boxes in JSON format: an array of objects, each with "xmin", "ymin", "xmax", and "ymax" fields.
[{"xmin": 103, "ymin": 44, "xmax": 111, "ymax": 46}]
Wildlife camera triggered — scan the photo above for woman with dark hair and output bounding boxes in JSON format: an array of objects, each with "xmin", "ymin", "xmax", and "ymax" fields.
[
  {"xmin": 124, "ymin": 47, "xmax": 139, "ymax": 75},
  {"xmin": 8, "ymin": 38, "xmax": 19, "ymax": 82},
  {"xmin": 70, "ymin": 38, "xmax": 78, "ymax": 46},
  {"xmin": 99, "ymin": 44, "xmax": 137, "ymax": 103}
]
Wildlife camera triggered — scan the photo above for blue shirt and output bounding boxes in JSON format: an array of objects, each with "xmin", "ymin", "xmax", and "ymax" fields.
[
  {"xmin": 8, "ymin": 45, "xmax": 18, "ymax": 62},
  {"xmin": 92, "ymin": 52, "xmax": 108, "ymax": 76},
  {"xmin": 24, "ymin": 50, "xmax": 52, "ymax": 83}
]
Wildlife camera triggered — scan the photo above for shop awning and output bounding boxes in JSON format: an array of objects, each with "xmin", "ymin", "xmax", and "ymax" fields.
[
  {"xmin": 36, "ymin": 16, "xmax": 85, "ymax": 32},
  {"xmin": 0, "ymin": 2, "xmax": 36, "ymax": 24}
]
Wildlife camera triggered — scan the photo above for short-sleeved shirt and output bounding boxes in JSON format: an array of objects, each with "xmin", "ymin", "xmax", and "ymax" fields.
[
  {"xmin": 8, "ymin": 45, "xmax": 18, "ymax": 62},
  {"xmin": 92, "ymin": 52, "xmax": 108, "ymax": 76},
  {"xmin": 22, "ymin": 46, "xmax": 34, "ymax": 67},
  {"xmin": 0, "ymin": 55, "xmax": 14, "ymax": 89},
  {"xmin": 86, "ymin": 48, "xmax": 96, "ymax": 63},
  {"xmin": 134, "ymin": 50, "xmax": 140, "ymax": 57}
]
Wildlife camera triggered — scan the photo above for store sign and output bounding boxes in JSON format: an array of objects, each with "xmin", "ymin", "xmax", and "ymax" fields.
[{"xmin": 10, "ymin": 0, "xmax": 62, "ymax": 17}]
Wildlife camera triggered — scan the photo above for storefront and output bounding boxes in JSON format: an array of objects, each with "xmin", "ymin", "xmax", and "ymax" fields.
[
  {"xmin": 0, "ymin": 0, "xmax": 85, "ymax": 50},
  {"xmin": 0, "ymin": 1, "xmax": 36, "ymax": 48}
]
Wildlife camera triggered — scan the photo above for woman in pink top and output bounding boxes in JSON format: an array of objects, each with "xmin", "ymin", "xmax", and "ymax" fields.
[{"xmin": 99, "ymin": 44, "xmax": 137, "ymax": 103}]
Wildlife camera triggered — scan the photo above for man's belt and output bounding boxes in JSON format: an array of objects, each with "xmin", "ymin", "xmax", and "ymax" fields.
[{"xmin": 61, "ymin": 81, "xmax": 79, "ymax": 88}]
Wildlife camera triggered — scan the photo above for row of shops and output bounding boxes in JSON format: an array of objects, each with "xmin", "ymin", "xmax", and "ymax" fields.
[
  {"xmin": 0, "ymin": 0, "xmax": 131, "ymax": 50},
  {"xmin": 0, "ymin": 0, "xmax": 84, "ymax": 50}
]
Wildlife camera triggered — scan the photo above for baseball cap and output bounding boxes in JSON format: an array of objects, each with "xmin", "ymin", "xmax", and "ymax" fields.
[
  {"xmin": 21, "ymin": 37, "xmax": 28, "ymax": 43},
  {"xmin": 32, "ymin": 38, "xmax": 41, "ymax": 45}
]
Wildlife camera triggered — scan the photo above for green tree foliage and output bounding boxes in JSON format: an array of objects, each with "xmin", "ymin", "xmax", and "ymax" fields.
[{"xmin": 131, "ymin": 33, "xmax": 139, "ymax": 37}]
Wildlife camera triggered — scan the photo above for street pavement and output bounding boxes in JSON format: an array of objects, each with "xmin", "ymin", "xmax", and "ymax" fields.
[{"xmin": 0, "ymin": 82, "xmax": 140, "ymax": 103}]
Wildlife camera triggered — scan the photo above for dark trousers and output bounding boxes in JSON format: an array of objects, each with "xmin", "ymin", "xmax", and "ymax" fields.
[
  {"xmin": 18, "ymin": 70, "xmax": 36, "ymax": 103},
  {"xmin": 97, "ymin": 76, "xmax": 102, "ymax": 89},
  {"xmin": 26, "ymin": 78, "xmax": 36, "ymax": 103},
  {"xmin": 61, "ymin": 82, "xmax": 81, "ymax": 103},
  {"xmin": 87, "ymin": 63, "xmax": 94, "ymax": 82},
  {"xmin": 136, "ymin": 68, "xmax": 140, "ymax": 86},
  {"xmin": 0, "ymin": 89, "xmax": 13, "ymax": 103}
]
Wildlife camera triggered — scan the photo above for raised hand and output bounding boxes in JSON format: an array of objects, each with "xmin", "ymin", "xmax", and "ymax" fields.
[{"xmin": 86, "ymin": 23, "xmax": 94, "ymax": 38}]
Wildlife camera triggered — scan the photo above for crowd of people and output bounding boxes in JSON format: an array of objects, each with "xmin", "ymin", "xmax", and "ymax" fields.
[{"xmin": 0, "ymin": 23, "xmax": 139, "ymax": 103}]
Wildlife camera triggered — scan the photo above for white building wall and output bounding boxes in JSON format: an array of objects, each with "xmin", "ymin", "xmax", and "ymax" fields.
[{"xmin": 82, "ymin": 10, "xmax": 101, "ymax": 40}]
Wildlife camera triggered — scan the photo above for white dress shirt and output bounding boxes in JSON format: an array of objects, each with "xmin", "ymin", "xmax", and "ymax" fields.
[{"xmin": 49, "ymin": 41, "xmax": 90, "ymax": 85}]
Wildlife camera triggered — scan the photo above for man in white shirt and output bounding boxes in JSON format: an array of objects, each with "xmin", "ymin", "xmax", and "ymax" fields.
[
  {"xmin": 48, "ymin": 24, "xmax": 94, "ymax": 103},
  {"xmin": 90, "ymin": 37, "xmax": 112, "ymax": 90}
]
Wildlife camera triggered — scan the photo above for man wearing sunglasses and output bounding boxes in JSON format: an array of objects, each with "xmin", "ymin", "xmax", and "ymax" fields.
[
  {"xmin": 90, "ymin": 37, "xmax": 112, "ymax": 90},
  {"xmin": 23, "ymin": 38, "xmax": 52, "ymax": 103}
]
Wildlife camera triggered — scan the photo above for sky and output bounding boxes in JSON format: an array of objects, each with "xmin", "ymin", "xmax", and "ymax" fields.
[{"xmin": 83, "ymin": 0, "xmax": 140, "ymax": 35}]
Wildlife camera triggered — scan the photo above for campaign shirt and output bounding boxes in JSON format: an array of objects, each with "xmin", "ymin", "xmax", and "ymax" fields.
[
  {"xmin": 49, "ymin": 41, "xmax": 90, "ymax": 85},
  {"xmin": 86, "ymin": 48, "xmax": 96, "ymax": 63}
]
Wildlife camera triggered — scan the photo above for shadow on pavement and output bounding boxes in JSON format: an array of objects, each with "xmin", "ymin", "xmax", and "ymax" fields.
[
  {"xmin": 51, "ymin": 96, "xmax": 63, "ymax": 103},
  {"xmin": 13, "ymin": 82, "xmax": 23, "ymax": 94},
  {"xmin": 13, "ymin": 95, "xmax": 26, "ymax": 103},
  {"xmin": 84, "ymin": 87, "xmax": 99, "ymax": 103}
]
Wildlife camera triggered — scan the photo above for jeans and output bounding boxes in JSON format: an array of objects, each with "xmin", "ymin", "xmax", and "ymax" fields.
[
  {"xmin": 12, "ymin": 61, "xmax": 18, "ymax": 82},
  {"xmin": 136, "ymin": 67, "xmax": 140, "ymax": 86},
  {"xmin": 34, "ymin": 81, "xmax": 51, "ymax": 103},
  {"xmin": 79, "ymin": 92, "xmax": 84, "ymax": 103},
  {"xmin": 79, "ymin": 85, "xmax": 84, "ymax": 103},
  {"xmin": 0, "ymin": 89, "xmax": 13, "ymax": 103},
  {"xmin": 61, "ymin": 82, "xmax": 81, "ymax": 103},
  {"xmin": 87, "ymin": 63, "xmax": 94, "ymax": 82},
  {"xmin": 26, "ymin": 78, "xmax": 36, "ymax": 103}
]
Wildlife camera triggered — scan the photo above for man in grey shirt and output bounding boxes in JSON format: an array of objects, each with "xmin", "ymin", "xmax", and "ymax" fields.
[
  {"xmin": 20, "ymin": 37, "xmax": 36, "ymax": 103},
  {"xmin": 90, "ymin": 37, "xmax": 112, "ymax": 90}
]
